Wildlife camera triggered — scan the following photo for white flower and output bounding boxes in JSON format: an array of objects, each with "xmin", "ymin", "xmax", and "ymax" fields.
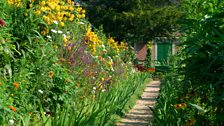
[
  {"xmin": 9, "ymin": 120, "xmax": 14, "ymax": 126},
  {"xmin": 46, "ymin": 35, "xmax": 52, "ymax": 39},
  {"xmin": 53, "ymin": 20, "xmax": 58, "ymax": 25},
  {"xmin": 108, "ymin": 56, "xmax": 112, "ymax": 60},
  {"xmin": 102, "ymin": 89, "xmax": 106, "ymax": 92},
  {"xmin": 93, "ymin": 87, "xmax": 96, "ymax": 90},
  {"xmin": 57, "ymin": 30, "xmax": 63, "ymax": 34},
  {"xmin": 51, "ymin": 29, "xmax": 57, "ymax": 33},
  {"xmin": 63, "ymin": 34, "xmax": 67, "ymax": 38},
  {"xmin": 93, "ymin": 56, "xmax": 98, "ymax": 59},
  {"xmin": 79, "ymin": 22, "xmax": 85, "ymax": 25},
  {"xmin": 38, "ymin": 89, "xmax": 43, "ymax": 94}
]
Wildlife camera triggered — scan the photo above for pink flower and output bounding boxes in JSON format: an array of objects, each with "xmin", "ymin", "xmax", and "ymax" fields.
[{"xmin": 0, "ymin": 19, "xmax": 5, "ymax": 27}]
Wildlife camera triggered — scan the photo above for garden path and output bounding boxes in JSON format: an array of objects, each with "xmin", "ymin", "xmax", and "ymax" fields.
[{"xmin": 117, "ymin": 80, "xmax": 161, "ymax": 126}]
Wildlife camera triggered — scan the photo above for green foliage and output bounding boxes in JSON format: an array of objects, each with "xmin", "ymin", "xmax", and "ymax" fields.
[
  {"xmin": 43, "ymin": 73, "xmax": 148, "ymax": 126},
  {"xmin": 152, "ymin": 0, "xmax": 224, "ymax": 125},
  {"xmin": 180, "ymin": 0, "xmax": 224, "ymax": 124},
  {"xmin": 0, "ymin": 0, "xmax": 151, "ymax": 125},
  {"xmin": 85, "ymin": 0, "xmax": 182, "ymax": 44}
]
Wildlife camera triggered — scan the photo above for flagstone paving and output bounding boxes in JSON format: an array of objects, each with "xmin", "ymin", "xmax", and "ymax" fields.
[{"xmin": 117, "ymin": 81, "xmax": 161, "ymax": 126}]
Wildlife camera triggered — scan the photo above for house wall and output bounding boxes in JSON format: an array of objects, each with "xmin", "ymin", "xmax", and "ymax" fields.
[{"xmin": 134, "ymin": 43, "xmax": 148, "ymax": 61}]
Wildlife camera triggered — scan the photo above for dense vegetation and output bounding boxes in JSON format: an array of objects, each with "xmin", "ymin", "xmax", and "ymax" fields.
[
  {"xmin": 0, "ymin": 0, "xmax": 151, "ymax": 125},
  {"xmin": 1, "ymin": 0, "xmax": 224, "ymax": 125},
  {"xmin": 84, "ymin": 0, "xmax": 182, "ymax": 43},
  {"xmin": 152, "ymin": 0, "xmax": 224, "ymax": 125}
]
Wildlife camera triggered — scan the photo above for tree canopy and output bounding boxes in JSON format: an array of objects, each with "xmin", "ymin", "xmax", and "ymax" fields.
[{"xmin": 84, "ymin": 0, "xmax": 182, "ymax": 44}]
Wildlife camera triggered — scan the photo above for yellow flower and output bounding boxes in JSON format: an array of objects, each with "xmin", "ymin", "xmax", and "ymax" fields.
[
  {"xmin": 41, "ymin": 31, "xmax": 46, "ymax": 35},
  {"xmin": 7, "ymin": 0, "xmax": 22, "ymax": 7},
  {"xmin": 70, "ymin": 14, "xmax": 74, "ymax": 18},
  {"xmin": 81, "ymin": 9, "xmax": 86, "ymax": 14},
  {"xmin": 40, "ymin": 1, "xmax": 45, "ymax": 6},
  {"xmin": 77, "ymin": 14, "xmax": 82, "ymax": 18},
  {"xmin": 60, "ymin": 22, "xmax": 65, "ymax": 27},
  {"xmin": 60, "ymin": 1, "xmax": 65, "ymax": 5},
  {"xmin": 68, "ymin": 6, "xmax": 74, "ymax": 11},
  {"xmin": 63, "ymin": 6, "xmax": 69, "ymax": 10},
  {"xmin": 77, "ymin": 7, "xmax": 82, "ymax": 12},
  {"xmin": 63, "ymin": 17, "xmax": 67, "ymax": 21},
  {"xmin": 70, "ymin": 1, "xmax": 74, "ymax": 5},
  {"xmin": 55, "ymin": 5, "xmax": 60, "ymax": 11},
  {"xmin": 34, "ymin": 10, "xmax": 41, "ymax": 16},
  {"xmin": 65, "ymin": 13, "xmax": 71, "ymax": 17},
  {"xmin": 57, "ymin": 17, "xmax": 63, "ymax": 21},
  {"xmin": 63, "ymin": 42, "xmax": 67, "ymax": 47},
  {"xmin": 63, "ymin": 38, "xmax": 67, "ymax": 43},
  {"xmin": 81, "ymin": 14, "xmax": 85, "ymax": 18}
]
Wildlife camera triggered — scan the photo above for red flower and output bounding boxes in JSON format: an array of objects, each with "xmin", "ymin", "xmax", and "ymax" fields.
[
  {"xmin": 0, "ymin": 19, "xmax": 4, "ymax": 27},
  {"xmin": 148, "ymin": 68, "xmax": 155, "ymax": 72}
]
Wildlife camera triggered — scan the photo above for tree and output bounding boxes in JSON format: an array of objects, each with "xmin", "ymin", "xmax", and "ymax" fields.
[{"xmin": 83, "ymin": 0, "xmax": 182, "ymax": 44}]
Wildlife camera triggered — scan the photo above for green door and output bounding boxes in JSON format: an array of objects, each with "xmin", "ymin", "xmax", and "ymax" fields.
[{"xmin": 157, "ymin": 43, "xmax": 172, "ymax": 64}]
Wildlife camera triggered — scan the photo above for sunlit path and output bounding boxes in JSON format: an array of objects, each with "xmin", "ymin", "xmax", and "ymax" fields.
[{"xmin": 117, "ymin": 81, "xmax": 160, "ymax": 126}]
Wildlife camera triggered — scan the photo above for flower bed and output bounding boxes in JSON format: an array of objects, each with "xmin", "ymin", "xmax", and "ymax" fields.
[{"xmin": 0, "ymin": 0, "xmax": 150, "ymax": 125}]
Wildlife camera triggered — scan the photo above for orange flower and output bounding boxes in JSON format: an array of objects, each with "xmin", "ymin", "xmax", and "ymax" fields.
[
  {"xmin": 174, "ymin": 103, "xmax": 187, "ymax": 109},
  {"xmin": 9, "ymin": 106, "xmax": 17, "ymax": 112},
  {"xmin": 49, "ymin": 71, "xmax": 54, "ymax": 78},
  {"xmin": 59, "ymin": 57, "xmax": 66, "ymax": 62},
  {"xmin": 67, "ymin": 61, "xmax": 72, "ymax": 65},
  {"xmin": 86, "ymin": 72, "xmax": 94, "ymax": 76},
  {"xmin": 13, "ymin": 82, "xmax": 20, "ymax": 89},
  {"xmin": 148, "ymin": 68, "xmax": 155, "ymax": 72}
]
